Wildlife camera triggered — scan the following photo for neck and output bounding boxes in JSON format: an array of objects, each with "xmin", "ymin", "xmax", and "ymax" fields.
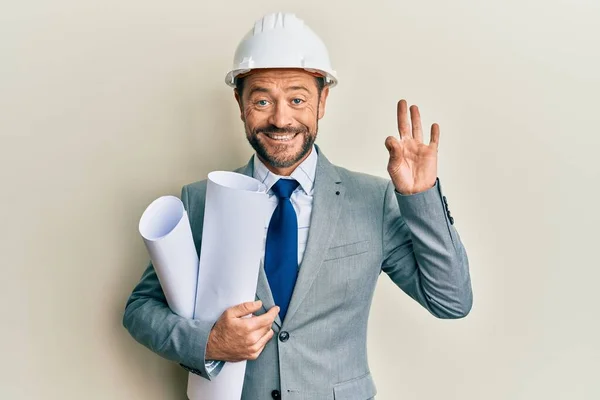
[{"xmin": 258, "ymin": 148, "xmax": 313, "ymax": 176}]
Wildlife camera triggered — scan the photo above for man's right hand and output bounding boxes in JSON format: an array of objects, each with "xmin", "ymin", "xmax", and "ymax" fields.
[{"xmin": 206, "ymin": 300, "xmax": 279, "ymax": 362}]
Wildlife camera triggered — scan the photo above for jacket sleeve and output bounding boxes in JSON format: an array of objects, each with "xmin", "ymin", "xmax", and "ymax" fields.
[
  {"xmin": 381, "ymin": 178, "xmax": 473, "ymax": 319},
  {"xmin": 122, "ymin": 185, "xmax": 217, "ymax": 380}
]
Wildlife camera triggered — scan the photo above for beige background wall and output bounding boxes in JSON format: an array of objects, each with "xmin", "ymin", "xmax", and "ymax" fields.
[{"xmin": 1, "ymin": 0, "xmax": 599, "ymax": 399}]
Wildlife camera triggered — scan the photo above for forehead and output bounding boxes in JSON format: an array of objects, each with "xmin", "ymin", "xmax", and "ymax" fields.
[{"xmin": 242, "ymin": 68, "xmax": 319, "ymax": 92}]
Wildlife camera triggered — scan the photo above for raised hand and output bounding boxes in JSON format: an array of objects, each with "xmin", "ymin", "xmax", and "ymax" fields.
[
  {"xmin": 206, "ymin": 300, "xmax": 279, "ymax": 362},
  {"xmin": 385, "ymin": 99, "xmax": 439, "ymax": 195}
]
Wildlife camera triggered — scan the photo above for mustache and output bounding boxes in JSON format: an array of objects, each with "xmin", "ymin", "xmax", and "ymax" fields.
[{"xmin": 253, "ymin": 125, "xmax": 308, "ymax": 136}]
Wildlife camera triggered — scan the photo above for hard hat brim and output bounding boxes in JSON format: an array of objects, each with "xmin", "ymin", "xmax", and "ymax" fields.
[{"xmin": 225, "ymin": 67, "xmax": 337, "ymax": 88}]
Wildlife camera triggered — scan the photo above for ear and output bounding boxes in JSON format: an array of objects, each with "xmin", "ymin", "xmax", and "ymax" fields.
[
  {"xmin": 234, "ymin": 89, "xmax": 244, "ymax": 121},
  {"xmin": 317, "ymin": 86, "xmax": 330, "ymax": 120}
]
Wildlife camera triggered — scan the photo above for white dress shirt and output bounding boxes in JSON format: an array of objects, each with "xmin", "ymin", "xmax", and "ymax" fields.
[{"xmin": 253, "ymin": 145, "xmax": 318, "ymax": 266}]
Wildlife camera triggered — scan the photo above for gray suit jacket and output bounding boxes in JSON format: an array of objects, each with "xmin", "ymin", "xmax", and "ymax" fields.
[{"xmin": 123, "ymin": 147, "xmax": 473, "ymax": 400}]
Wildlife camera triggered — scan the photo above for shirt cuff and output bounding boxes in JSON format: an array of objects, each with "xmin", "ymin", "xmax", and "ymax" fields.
[
  {"xmin": 205, "ymin": 360, "xmax": 225, "ymax": 377},
  {"xmin": 180, "ymin": 359, "xmax": 225, "ymax": 380}
]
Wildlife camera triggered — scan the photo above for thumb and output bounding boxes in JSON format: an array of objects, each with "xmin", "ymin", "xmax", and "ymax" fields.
[{"xmin": 228, "ymin": 300, "xmax": 263, "ymax": 318}]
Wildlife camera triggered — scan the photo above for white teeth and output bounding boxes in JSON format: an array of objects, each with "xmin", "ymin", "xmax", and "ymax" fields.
[{"xmin": 266, "ymin": 133, "xmax": 295, "ymax": 141}]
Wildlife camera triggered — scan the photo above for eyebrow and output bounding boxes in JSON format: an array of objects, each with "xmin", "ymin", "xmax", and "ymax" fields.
[
  {"xmin": 286, "ymin": 85, "xmax": 310, "ymax": 93},
  {"xmin": 247, "ymin": 85, "xmax": 311, "ymax": 97},
  {"xmin": 247, "ymin": 87, "xmax": 270, "ymax": 97}
]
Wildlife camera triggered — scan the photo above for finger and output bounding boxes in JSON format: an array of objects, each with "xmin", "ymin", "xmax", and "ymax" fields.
[
  {"xmin": 385, "ymin": 136, "xmax": 403, "ymax": 162},
  {"xmin": 227, "ymin": 300, "xmax": 263, "ymax": 318},
  {"xmin": 397, "ymin": 99, "xmax": 411, "ymax": 139},
  {"xmin": 254, "ymin": 329, "xmax": 275, "ymax": 351},
  {"xmin": 248, "ymin": 329, "xmax": 274, "ymax": 359},
  {"xmin": 410, "ymin": 105, "xmax": 423, "ymax": 142},
  {"xmin": 247, "ymin": 323, "xmax": 272, "ymax": 346},
  {"xmin": 246, "ymin": 306, "xmax": 280, "ymax": 330},
  {"xmin": 257, "ymin": 320, "xmax": 276, "ymax": 338},
  {"xmin": 249, "ymin": 321, "xmax": 275, "ymax": 344},
  {"xmin": 430, "ymin": 123, "xmax": 440, "ymax": 148}
]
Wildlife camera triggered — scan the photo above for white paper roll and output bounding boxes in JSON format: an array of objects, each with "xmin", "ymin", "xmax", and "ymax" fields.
[
  {"xmin": 139, "ymin": 195, "xmax": 198, "ymax": 319},
  {"xmin": 187, "ymin": 171, "xmax": 269, "ymax": 400}
]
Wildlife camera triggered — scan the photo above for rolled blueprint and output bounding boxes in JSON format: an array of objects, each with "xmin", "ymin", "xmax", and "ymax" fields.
[
  {"xmin": 139, "ymin": 195, "xmax": 198, "ymax": 319},
  {"xmin": 187, "ymin": 171, "xmax": 269, "ymax": 400}
]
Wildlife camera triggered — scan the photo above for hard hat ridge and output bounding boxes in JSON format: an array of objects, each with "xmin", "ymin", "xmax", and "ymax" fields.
[{"xmin": 225, "ymin": 12, "xmax": 338, "ymax": 88}]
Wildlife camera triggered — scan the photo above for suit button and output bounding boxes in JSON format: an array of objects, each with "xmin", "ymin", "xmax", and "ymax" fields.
[
  {"xmin": 443, "ymin": 195, "xmax": 448, "ymax": 205},
  {"xmin": 271, "ymin": 389, "xmax": 281, "ymax": 399},
  {"xmin": 279, "ymin": 331, "xmax": 289, "ymax": 342},
  {"xmin": 449, "ymin": 216, "xmax": 455, "ymax": 225}
]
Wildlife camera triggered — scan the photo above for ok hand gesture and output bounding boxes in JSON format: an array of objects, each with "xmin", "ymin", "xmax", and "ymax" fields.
[{"xmin": 385, "ymin": 99, "xmax": 439, "ymax": 195}]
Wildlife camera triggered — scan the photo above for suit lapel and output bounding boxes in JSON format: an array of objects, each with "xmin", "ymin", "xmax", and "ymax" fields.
[
  {"xmin": 256, "ymin": 263, "xmax": 281, "ymax": 328},
  {"xmin": 235, "ymin": 158, "xmax": 282, "ymax": 329},
  {"xmin": 283, "ymin": 150, "xmax": 344, "ymax": 326}
]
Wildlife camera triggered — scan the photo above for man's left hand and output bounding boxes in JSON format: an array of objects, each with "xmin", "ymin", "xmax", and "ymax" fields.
[{"xmin": 385, "ymin": 99, "xmax": 439, "ymax": 195}]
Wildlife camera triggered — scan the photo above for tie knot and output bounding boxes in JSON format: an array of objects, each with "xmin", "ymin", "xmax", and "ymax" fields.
[{"xmin": 272, "ymin": 179, "xmax": 299, "ymax": 199}]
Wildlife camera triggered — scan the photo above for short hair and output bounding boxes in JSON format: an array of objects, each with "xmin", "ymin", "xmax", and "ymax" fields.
[{"xmin": 235, "ymin": 75, "xmax": 326, "ymax": 98}]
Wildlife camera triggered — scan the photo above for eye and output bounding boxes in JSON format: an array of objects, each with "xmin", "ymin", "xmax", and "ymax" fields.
[
  {"xmin": 292, "ymin": 98, "xmax": 304, "ymax": 105},
  {"xmin": 256, "ymin": 100, "xmax": 269, "ymax": 107}
]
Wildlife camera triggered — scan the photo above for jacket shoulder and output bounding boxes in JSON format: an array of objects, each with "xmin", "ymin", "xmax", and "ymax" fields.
[{"xmin": 182, "ymin": 179, "xmax": 208, "ymax": 196}]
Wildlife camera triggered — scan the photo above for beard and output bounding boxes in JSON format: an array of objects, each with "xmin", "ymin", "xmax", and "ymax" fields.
[{"xmin": 245, "ymin": 121, "xmax": 318, "ymax": 169}]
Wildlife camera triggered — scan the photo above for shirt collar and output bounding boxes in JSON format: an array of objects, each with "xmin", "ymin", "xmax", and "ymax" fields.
[{"xmin": 253, "ymin": 145, "xmax": 318, "ymax": 195}]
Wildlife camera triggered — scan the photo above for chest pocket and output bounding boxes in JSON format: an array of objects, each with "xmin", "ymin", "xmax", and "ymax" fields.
[
  {"xmin": 324, "ymin": 240, "xmax": 370, "ymax": 261},
  {"xmin": 333, "ymin": 372, "xmax": 377, "ymax": 399}
]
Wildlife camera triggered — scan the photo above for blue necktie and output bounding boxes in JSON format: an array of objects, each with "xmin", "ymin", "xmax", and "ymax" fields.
[{"xmin": 265, "ymin": 179, "xmax": 300, "ymax": 322}]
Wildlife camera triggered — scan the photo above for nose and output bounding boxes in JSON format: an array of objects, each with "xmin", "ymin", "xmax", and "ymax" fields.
[{"xmin": 267, "ymin": 102, "xmax": 294, "ymax": 128}]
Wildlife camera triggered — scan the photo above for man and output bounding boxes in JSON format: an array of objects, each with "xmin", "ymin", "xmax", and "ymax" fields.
[{"xmin": 123, "ymin": 12, "xmax": 472, "ymax": 400}]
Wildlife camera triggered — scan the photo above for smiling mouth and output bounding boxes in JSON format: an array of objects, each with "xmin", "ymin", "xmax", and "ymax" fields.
[{"xmin": 263, "ymin": 132, "xmax": 299, "ymax": 142}]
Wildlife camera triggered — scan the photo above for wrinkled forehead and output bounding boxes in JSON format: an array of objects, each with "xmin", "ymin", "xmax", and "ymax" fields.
[{"xmin": 239, "ymin": 68, "xmax": 322, "ymax": 92}]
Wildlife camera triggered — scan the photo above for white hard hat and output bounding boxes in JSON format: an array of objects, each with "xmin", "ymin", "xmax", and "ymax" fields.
[{"xmin": 225, "ymin": 12, "xmax": 338, "ymax": 88}]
